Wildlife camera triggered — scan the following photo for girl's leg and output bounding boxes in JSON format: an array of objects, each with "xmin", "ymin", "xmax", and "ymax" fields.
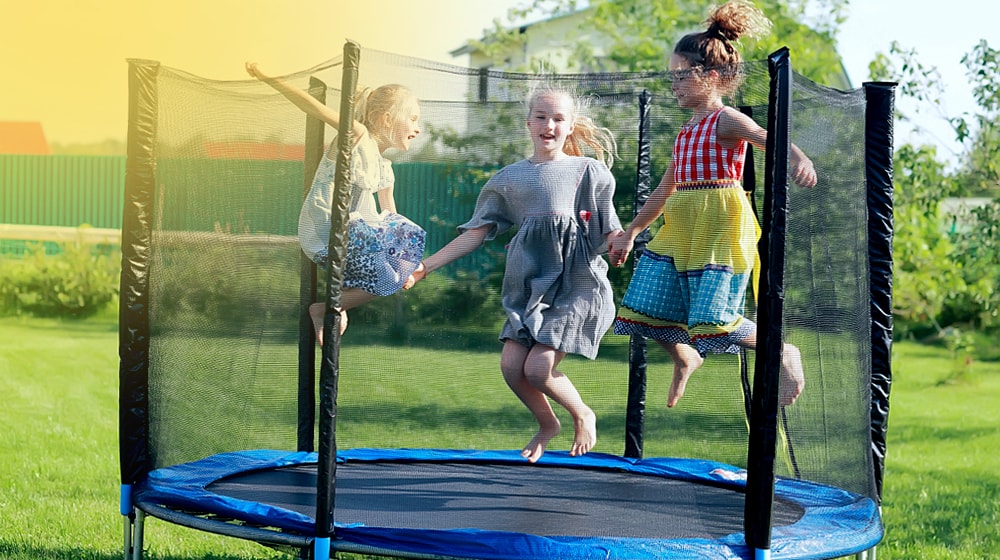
[
  {"xmin": 655, "ymin": 341, "xmax": 704, "ymax": 408},
  {"xmin": 522, "ymin": 344, "xmax": 597, "ymax": 460},
  {"xmin": 736, "ymin": 331, "xmax": 805, "ymax": 406},
  {"xmin": 311, "ymin": 288, "xmax": 378, "ymax": 344},
  {"xmin": 500, "ymin": 340, "xmax": 562, "ymax": 463},
  {"xmin": 341, "ymin": 287, "xmax": 377, "ymax": 311}
]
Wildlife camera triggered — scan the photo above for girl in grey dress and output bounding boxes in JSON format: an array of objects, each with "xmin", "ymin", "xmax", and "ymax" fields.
[{"xmin": 405, "ymin": 85, "xmax": 623, "ymax": 463}]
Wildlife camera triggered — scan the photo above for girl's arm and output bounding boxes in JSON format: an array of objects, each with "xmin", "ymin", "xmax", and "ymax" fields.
[
  {"xmin": 245, "ymin": 62, "xmax": 367, "ymax": 140},
  {"xmin": 717, "ymin": 107, "xmax": 817, "ymax": 188},
  {"xmin": 608, "ymin": 163, "xmax": 675, "ymax": 266},
  {"xmin": 405, "ymin": 225, "xmax": 490, "ymax": 287},
  {"xmin": 377, "ymin": 185, "xmax": 397, "ymax": 214}
]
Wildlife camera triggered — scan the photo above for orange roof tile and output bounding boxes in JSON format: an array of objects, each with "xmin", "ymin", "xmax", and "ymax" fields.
[
  {"xmin": 0, "ymin": 122, "xmax": 51, "ymax": 155},
  {"xmin": 203, "ymin": 141, "xmax": 305, "ymax": 160}
]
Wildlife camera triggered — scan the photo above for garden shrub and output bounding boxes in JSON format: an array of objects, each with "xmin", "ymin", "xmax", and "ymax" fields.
[{"xmin": 0, "ymin": 238, "xmax": 119, "ymax": 318}]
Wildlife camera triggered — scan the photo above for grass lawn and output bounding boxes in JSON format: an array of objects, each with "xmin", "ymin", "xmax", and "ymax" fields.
[{"xmin": 0, "ymin": 312, "xmax": 997, "ymax": 560}]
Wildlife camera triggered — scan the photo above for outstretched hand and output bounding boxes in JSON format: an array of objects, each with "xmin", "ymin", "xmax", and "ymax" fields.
[
  {"xmin": 245, "ymin": 62, "xmax": 267, "ymax": 81},
  {"xmin": 403, "ymin": 262, "xmax": 427, "ymax": 290}
]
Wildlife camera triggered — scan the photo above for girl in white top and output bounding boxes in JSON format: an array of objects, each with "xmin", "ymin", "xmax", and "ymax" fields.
[{"xmin": 246, "ymin": 63, "xmax": 425, "ymax": 342}]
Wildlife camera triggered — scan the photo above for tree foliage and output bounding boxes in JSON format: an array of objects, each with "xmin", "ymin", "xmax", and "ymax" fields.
[
  {"xmin": 470, "ymin": 1, "xmax": 999, "ymax": 335},
  {"xmin": 479, "ymin": 0, "xmax": 847, "ymax": 86},
  {"xmin": 870, "ymin": 40, "xmax": 1000, "ymax": 333}
]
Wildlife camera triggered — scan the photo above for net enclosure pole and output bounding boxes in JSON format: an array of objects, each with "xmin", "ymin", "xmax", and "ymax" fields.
[
  {"xmin": 297, "ymin": 77, "xmax": 327, "ymax": 453},
  {"xmin": 624, "ymin": 89, "xmax": 653, "ymax": 459},
  {"xmin": 745, "ymin": 47, "xmax": 793, "ymax": 558},
  {"xmin": 314, "ymin": 39, "xmax": 360, "ymax": 560},
  {"xmin": 119, "ymin": 57, "xmax": 160, "ymax": 560},
  {"xmin": 863, "ymin": 81, "xmax": 896, "ymax": 504}
]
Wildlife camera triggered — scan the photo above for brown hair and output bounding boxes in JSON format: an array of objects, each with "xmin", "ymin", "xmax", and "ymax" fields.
[{"xmin": 673, "ymin": 0, "xmax": 771, "ymax": 91}]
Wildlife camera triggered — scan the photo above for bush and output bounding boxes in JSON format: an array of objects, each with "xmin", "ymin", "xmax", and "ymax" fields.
[
  {"xmin": 0, "ymin": 237, "xmax": 120, "ymax": 318},
  {"xmin": 348, "ymin": 270, "xmax": 503, "ymax": 343}
]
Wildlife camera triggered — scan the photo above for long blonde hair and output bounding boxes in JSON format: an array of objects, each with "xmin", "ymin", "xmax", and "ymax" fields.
[
  {"xmin": 526, "ymin": 85, "xmax": 618, "ymax": 169},
  {"xmin": 353, "ymin": 83, "xmax": 416, "ymax": 146}
]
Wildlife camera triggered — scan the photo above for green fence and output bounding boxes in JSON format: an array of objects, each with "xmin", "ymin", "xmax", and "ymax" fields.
[
  {"xmin": 0, "ymin": 155, "xmax": 497, "ymax": 269},
  {"xmin": 0, "ymin": 155, "xmax": 126, "ymax": 229}
]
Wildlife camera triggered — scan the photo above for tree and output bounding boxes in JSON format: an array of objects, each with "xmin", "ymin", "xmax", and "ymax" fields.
[
  {"xmin": 477, "ymin": 0, "xmax": 848, "ymax": 86},
  {"xmin": 869, "ymin": 40, "xmax": 1000, "ymax": 332},
  {"xmin": 955, "ymin": 40, "xmax": 1000, "ymax": 197}
]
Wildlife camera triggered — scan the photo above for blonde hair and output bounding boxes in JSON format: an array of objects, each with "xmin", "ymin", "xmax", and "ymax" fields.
[
  {"xmin": 527, "ymin": 85, "xmax": 618, "ymax": 169},
  {"xmin": 353, "ymin": 84, "xmax": 416, "ymax": 146},
  {"xmin": 673, "ymin": 0, "xmax": 771, "ymax": 94}
]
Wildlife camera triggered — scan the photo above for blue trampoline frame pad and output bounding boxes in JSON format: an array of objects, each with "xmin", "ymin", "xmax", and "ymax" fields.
[{"xmin": 132, "ymin": 448, "xmax": 882, "ymax": 560}]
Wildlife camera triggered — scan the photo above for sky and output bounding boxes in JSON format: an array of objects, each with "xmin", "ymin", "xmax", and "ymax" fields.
[{"xmin": 1, "ymin": 0, "xmax": 994, "ymax": 161}]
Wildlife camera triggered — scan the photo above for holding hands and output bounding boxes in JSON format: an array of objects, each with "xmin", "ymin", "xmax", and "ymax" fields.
[
  {"xmin": 403, "ymin": 262, "xmax": 426, "ymax": 290},
  {"xmin": 607, "ymin": 230, "xmax": 632, "ymax": 268}
]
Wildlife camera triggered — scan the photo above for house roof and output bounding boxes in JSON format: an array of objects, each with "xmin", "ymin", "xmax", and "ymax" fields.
[
  {"xmin": 203, "ymin": 141, "xmax": 305, "ymax": 160},
  {"xmin": 0, "ymin": 121, "xmax": 51, "ymax": 155}
]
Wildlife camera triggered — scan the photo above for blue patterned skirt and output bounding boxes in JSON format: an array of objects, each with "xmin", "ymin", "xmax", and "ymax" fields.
[{"xmin": 315, "ymin": 212, "xmax": 425, "ymax": 296}]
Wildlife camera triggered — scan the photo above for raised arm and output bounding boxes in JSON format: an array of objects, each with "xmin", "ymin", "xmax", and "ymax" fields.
[
  {"xmin": 717, "ymin": 107, "xmax": 817, "ymax": 188},
  {"xmin": 245, "ymin": 62, "xmax": 367, "ymax": 140}
]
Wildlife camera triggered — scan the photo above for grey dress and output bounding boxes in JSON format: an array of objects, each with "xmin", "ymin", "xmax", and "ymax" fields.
[{"xmin": 459, "ymin": 156, "xmax": 622, "ymax": 359}]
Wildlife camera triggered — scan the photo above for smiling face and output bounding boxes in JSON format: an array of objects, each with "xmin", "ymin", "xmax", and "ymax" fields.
[
  {"xmin": 388, "ymin": 95, "xmax": 421, "ymax": 152},
  {"xmin": 526, "ymin": 91, "xmax": 575, "ymax": 161}
]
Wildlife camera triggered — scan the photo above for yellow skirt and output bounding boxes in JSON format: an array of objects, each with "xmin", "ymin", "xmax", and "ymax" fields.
[{"xmin": 614, "ymin": 184, "xmax": 760, "ymax": 355}]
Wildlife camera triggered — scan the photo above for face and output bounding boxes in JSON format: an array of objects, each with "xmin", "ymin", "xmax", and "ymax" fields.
[
  {"xmin": 388, "ymin": 96, "xmax": 421, "ymax": 152},
  {"xmin": 669, "ymin": 54, "xmax": 710, "ymax": 109},
  {"xmin": 526, "ymin": 92, "xmax": 575, "ymax": 159}
]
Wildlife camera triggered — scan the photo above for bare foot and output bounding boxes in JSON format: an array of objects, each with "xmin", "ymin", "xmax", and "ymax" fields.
[
  {"xmin": 309, "ymin": 302, "xmax": 324, "ymax": 346},
  {"xmin": 309, "ymin": 304, "xmax": 349, "ymax": 346},
  {"xmin": 339, "ymin": 309, "xmax": 348, "ymax": 336},
  {"xmin": 521, "ymin": 421, "xmax": 560, "ymax": 464},
  {"xmin": 569, "ymin": 407, "xmax": 598, "ymax": 457},
  {"xmin": 779, "ymin": 344, "xmax": 805, "ymax": 406},
  {"xmin": 667, "ymin": 345, "xmax": 704, "ymax": 407}
]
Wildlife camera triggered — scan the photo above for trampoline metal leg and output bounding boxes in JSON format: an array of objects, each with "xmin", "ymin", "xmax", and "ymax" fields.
[
  {"xmin": 131, "ymin": 509, "xmax": 146, "ymax": 560},
  {"xmin": 123, "ymin": 513, "xmax": 131, "ymax": 560},
  {"xmin": 855, "ymin": 547, "xmax": 876, "ymax": 560}
]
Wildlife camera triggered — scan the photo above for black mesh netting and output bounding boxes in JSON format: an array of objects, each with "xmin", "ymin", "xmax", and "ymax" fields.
[{"xmin": 122, "ymin": 46, "xmax": 882, "ymax": 547}]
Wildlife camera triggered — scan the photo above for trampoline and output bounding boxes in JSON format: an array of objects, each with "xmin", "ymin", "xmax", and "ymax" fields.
[
  {"xmin": 119, "ymin": 42, "xmax": 894, "ymax": 560},
  {"xmin": 131, "ymin": 448, "xmax": 881, "ymax": 559}
]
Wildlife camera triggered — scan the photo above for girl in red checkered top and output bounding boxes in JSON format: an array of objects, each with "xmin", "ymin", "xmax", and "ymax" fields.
[{"xmin": 609, "ymin": 0, "xmax": 816, "ymax": 409}]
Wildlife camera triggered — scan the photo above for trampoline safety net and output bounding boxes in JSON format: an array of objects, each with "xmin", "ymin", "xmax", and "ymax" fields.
[{"xmin": 119, "ymin": 43, "xmax": 890, "ymax": 560}]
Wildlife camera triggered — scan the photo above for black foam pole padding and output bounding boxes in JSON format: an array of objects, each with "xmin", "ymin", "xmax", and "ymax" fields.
[
  {"xmin": 863, "ymin": 80, "xmax": 897, "ymax": 504},
  {"xmin": 744, "ymin": 46, "xmax": 792, "ymax": 552},
  {"xmin": 316, "ymin": 39, "xmax": 361, "ymax": 539},
  {"xmin": 624, "ymin": 89, "xmax": 652, "ymax": 459},
  {"xmin": 297, "ymin": 77, "xmax": 327, "ymax": 454},
  {"xmin": 120, "ymin": 58, "xmax": 160, "ymax": 485}
]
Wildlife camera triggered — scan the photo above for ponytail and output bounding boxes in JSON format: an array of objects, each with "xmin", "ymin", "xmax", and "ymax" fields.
[{"xmin": 565, "ymin": 115, "xmax": 617, "ymax": 170}]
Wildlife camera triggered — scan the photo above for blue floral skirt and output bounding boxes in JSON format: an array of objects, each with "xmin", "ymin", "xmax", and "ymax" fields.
[{"xmin": 315, "ymin": 212, "xmax": 426, "ymax": 296}]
